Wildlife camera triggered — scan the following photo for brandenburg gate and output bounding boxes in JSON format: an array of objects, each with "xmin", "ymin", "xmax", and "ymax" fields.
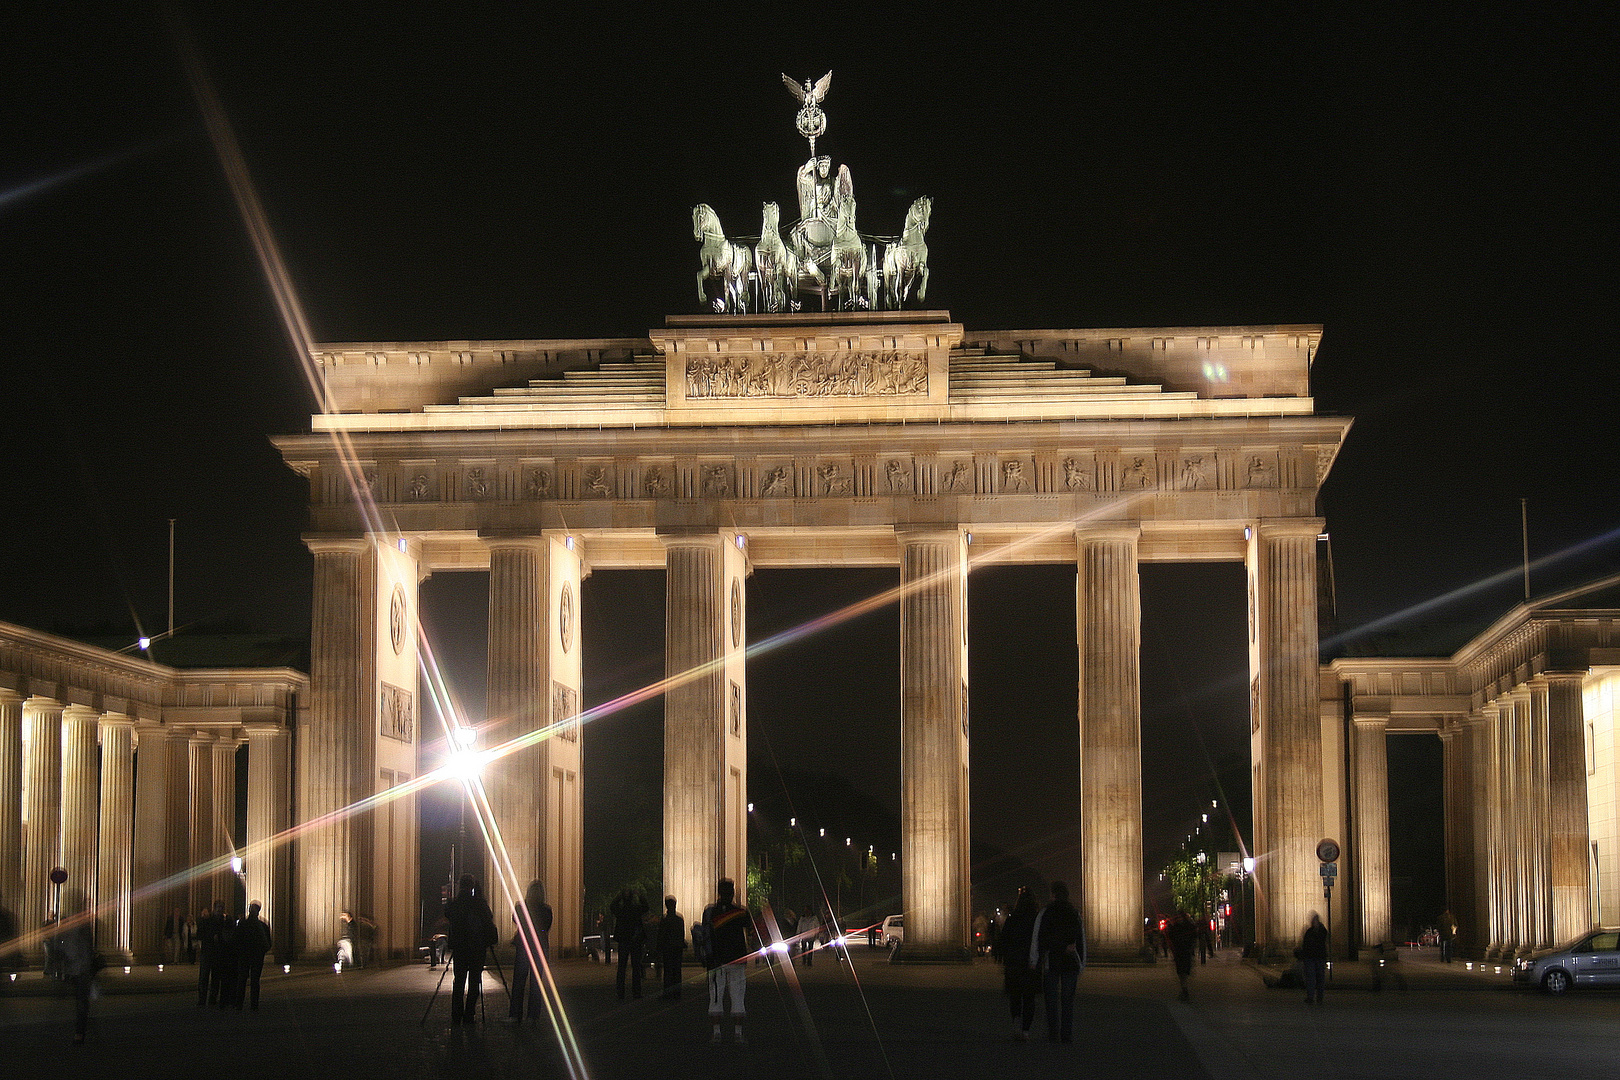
[{"xmin": 274, "ymin": 311, "xmax": 1348, "ymax": 960}]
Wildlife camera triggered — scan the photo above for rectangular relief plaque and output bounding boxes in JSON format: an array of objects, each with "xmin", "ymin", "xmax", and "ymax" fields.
[{"xmin": 380, "ymin": 682, "xmax": 414, "ymax": 743}]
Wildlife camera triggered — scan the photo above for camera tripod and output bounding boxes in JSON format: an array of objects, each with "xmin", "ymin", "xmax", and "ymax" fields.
[{"xmin": 420, "ymin": 944, "xmax": 508, "ymax": 1027}]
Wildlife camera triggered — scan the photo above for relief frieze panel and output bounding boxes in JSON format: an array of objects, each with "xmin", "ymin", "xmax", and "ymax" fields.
[
  {"xmin": 684, "ymin": 350, "xmax": 928, "ymax": 399},
  {"xmin": 1061, "ymin": 455, "xmax": 1096, "ymax": 492},
  {"xmin": 523, "ymin": 464, "xmax": 555, "ymax": 499},
  {"xmin": 580, "ymin": 462, "xmax": 616, "ymax": 499}
]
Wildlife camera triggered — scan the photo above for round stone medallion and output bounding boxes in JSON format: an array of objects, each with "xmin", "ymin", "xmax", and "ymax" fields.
[
  {"xmin": 389, "ymin": 584, "xmax": 407, "ymax": 655},
  {"xmin": 560, "ymin": 581, "xmax": 574, "ymax": 653},
  {"xmin": 731, "ymin": 578, "xmax": 742, "ymax": 648}
]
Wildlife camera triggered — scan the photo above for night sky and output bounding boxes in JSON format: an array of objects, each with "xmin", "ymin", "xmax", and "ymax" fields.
[{"xmin": 3, "ymin": 7, "xmax": 1614, "ymax": 929}]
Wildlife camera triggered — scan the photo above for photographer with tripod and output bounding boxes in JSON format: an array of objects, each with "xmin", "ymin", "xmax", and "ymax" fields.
[{"xmin": 444, "ymin": 874, "xmax": 498, "ymax": 1026}]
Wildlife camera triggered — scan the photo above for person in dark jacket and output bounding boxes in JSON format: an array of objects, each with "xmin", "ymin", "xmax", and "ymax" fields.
[
  {"xmin": 1166, "ymin": 910, "xmax": 1197, "ymax": 1001},
  {"xmin": 505, "ymin": 879, "xmax": 553, "ymax": 1023},
  {"xmin": 610, "ymin": 888, "xmax": 649, "ymax": 1000},
  {"xmin": 444, "ymin": 875, "xmax": 498, "ymax": 1025},
  {"xmin": 1036, "ymin": 881, "xmax": 1084, "ymax": 1044},
  {"xmin": 232, "ymin": 901, "xmax": 273, "ymax": 1010},
  {"xmin": 655, "ymin": 895, "xmax": 686, "ymax": 999},
  {"xmin": 994, "ymin": 888, "xmax": 1040, "ymax": 1040},
  {"xmin": 1299, "ymin": 910, "xmax": 1328, "ymax": 1004}
]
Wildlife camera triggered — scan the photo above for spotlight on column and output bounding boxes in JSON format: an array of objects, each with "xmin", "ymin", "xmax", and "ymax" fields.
[
  {"xmin": 284, "ymin": 964, "xmax": 290, "ymax": 974},
  {"xmin": 158, "ymin": 964, "xmax": 164, "ymax": 972},
  {"xmin": 565, "ymin": 535, "xmax": 575, "ymax": 550},
  {"xmin": 124, "ymin": 966, "xmax": 131, "ymax": 974},
  {"xmin": 138, "ymin": 636, "xmax": 151, "ymax": 650},
  {"xmin": 231, "ymin": 855, "xmax": 244, "ymax": 875},
  {"xmin": 397, "ymin": 537, "xmax": 408, "ymax": 553}
]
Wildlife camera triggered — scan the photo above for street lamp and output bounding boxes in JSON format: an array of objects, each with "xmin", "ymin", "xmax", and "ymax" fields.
[{"xmin": 448, "ymin": 726, "xmax": 481, "ymax": 884}]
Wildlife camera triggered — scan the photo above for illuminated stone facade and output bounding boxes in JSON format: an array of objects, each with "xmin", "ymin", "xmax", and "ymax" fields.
[
  {"xmin": 277, "ymin": 310, "xmax": 1344, "ymax": 961},
  {"xmin": 1323, "ymin": 576, "xmax": 1620, "ymax": 958},
  {"xmin": 0, "ymin": 625, "xmax": 302, "ymax": 961}
]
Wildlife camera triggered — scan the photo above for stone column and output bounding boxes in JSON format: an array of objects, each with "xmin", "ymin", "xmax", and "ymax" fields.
[
  {"xmin": 1527, "ymin": 687, "xmax": 1553, "ymax": 949},
  {"xmin": 1544, "ymin": 673, "xmax": 1592, "ymax": 943},
  {"xmin": 898, "ymin": 528, "xmax": 970, "ymax": 960},
  {"xmin": 188, "ymin": 732, "xmax": 216, "ymax": 913},
  {"xmin": 486, "ymin": 536, "xmax": 549, "ymax": 939},
  {"xmin": 663, "ymin": 534, "xmax": 725, "ymax": 924},
  {"xmin": 1468, "ymin": 712, "xmax": 1493, "ymax": 957},
  {"xmin": 212, "ymin": 737, "xmax": 240, "ymax": 908},
  {"xmin": 661, "ymin": 533, "xmax": 748, "ymax": 925},
  {"xmin": 59, "ymin": 704, "xmax": 100, "ymax": 918},
  {"xmin": 1485, "ymin": 701, "xmax": 1511, "ymax": 957},
  {"xmin": 97, "ymin": 714, "xmax": 136, "ymax": 960},
  {"xmin": 1440, "ymin": 721, "xmax": 1476, "ymax": 953},
  {"xmin": 1352, "ymin": 711, "xmax": 1391, "ymax": 948},
  {"xmin": 0, "ymin": 688, "xmax": 21, "ymax": 917},
  {"xmin": 1510, "ymin": 692, "xmax": 1534, "ymax": 955},
  {"xmin": 245, "ymin": 723, "xmax": 291, "ymax": 950},
  {"xmin": 132, "ymin": 722, "xmax": 177, "ymax": 960},
  {"xmin": 1076, "ymin": 526, "xmax": 1142, "ymax": 961},
  {"xmin": 1249, "ymin": 521, "xmax": 1324, "ymax": 952},
  {"xmin": 300, "ymin": 538, "xmax": 375, "ymax": 959},
  {"xmin": 21, "ymin": 697, "xmax": 63, "ymax": 936}
]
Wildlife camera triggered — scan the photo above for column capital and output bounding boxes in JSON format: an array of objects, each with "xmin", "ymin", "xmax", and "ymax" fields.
[
  {"xmin": 0, "ymin": 686, "xmax": 22, "ymax": 705},
  {"xmin": 1536, "ymin": 670, "xmax": 1589, "ymax": 688},
  {"xmin": 1075, "ymin": 525, "xmax": 1142, "ymax": 549},
  {"xmin": 895, "ymin": 525, "xmax": 968, "ymax": 544},
  {"xmin": 62, "ymin": 702, "xmax": 101, "ymax": 722},
  {"xmin": 1254, "ymin": 517, "xmax": 1326, "ymax": 540},
  {"xmin": 303, "ymin": 534, "xmax": 370, "ymax": 556},
  {"xmin": 657, "ymin": 528, "xmax": 727, "ymax": 549},
  {"xmin": 1352, "ymin": 711, "xmax": 1391, "ymax": 730},
  {"xmin": 243, "ymin": 720, "xmax": 290, "ymax": 737},
  {"xmin": 481, "ymin": 532, "xmax": 549, "ymax": 553}
]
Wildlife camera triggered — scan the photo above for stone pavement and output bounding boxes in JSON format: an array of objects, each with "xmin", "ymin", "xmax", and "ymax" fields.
[{"xmin": 3, "ymin": 946, "xmax": 1618, "ymax": 1080}]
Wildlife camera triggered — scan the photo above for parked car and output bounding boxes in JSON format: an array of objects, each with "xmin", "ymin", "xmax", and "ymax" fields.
[
  {"xmin": 882, "ymin": 914, "xmax": 904, "ymax": 948},
  {"xmin": 1513, "ymin": 929, "xmax": 1620, "ymax": 994}
]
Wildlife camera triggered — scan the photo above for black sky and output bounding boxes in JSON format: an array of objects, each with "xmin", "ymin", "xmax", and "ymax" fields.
[{"xmin": 2, "ymin": 6, "xmax": 1615, "ymax": 921}]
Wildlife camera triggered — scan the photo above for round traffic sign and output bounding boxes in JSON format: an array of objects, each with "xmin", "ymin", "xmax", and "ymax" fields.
[{"xmin": 1316, "ymin": 839, "xmax": 1340, "ymax": 864}]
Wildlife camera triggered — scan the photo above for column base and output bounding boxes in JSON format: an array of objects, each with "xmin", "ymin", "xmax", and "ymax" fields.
[{"xmin": 888, "ymin": 943, "xmax": 974, "ymax": 965}]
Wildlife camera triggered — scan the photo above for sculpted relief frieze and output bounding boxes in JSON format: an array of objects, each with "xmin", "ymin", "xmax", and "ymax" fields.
[
  {"xmin": 684, "ymin": 351, "xmax": 928, "ymax": 400},
  {"xmin": 347, "ymin": 443, "xmax": 1308, "ymax": 511}
]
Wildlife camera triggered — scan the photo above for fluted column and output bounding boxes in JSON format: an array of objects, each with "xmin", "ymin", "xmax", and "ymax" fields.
[
  {"xmin": 212, "ymin": 738, "xmax": 240, "ymax": 909},
  {"xmin": 662, "ymin": 534, "xmax": 727, "ymax": 924},
  {"xmin": 486, "ymin": 537, "xmax": 549, "ymax": 939},
  {"xmin": 1468, "ymin": 712, "xmax": 1492, "ymax": 957},
  {"xmin": 1352, "ymin": 713, "xmax": 1391, "ymax": 947},
  {"xmin": 1249, "ymin": 521, "xmax": 1324, "ymax": 952},
  {"xmin": 96, "ymin": 714, "xmax": 136, "ymax": 959},
  {"xmin": 1076, "ymin": 526, "xmax": 1142, "ymax": 960},
  {"xmin": 132, "ymin": 722, "xmax": 178, "ymax": 960},
  {"xmin": 1485, "ymin": 702, "xmax": 1510, "ymax": 957},
  {"xmin": 245, "ymin": 723, "xmax": 291, "ymax": 951},
  {"xmin": 299, "ymin": 537, "xmax": 375, "ymax": 959},
  {"xmin": 22, "ymin": 697, "xmax": 64, "ymax": 936},
  {"xmin": 898, "ymin": 528, "xmax": 970, "ymax": 960},
  {"xmin": 1510, "ymin": 692, "xmax": 1534, "ymax": 954},
  {"xmin": 1528, "ymin": 688, "xmax": 1553, "ymax": 949},
  {"xmin": 59, "ymin": 704, "xmax": 100, "ymax": 918},
  {"xmin": 0, "ymin": 689, "xmax": 21, "ymax": 917},
  {"xmin": 1440, "ymin": 722, "xmax": 1477, "ymax": 952},
  {"xmin": 188, "ymin": 732, "xmax": 216, "ymax": 912},
  {"xmin": 1545, "ymin": 673, "xmax": 1592, "ymax": 942}
]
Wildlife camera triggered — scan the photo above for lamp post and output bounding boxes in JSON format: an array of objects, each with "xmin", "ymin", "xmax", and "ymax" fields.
[{"xmin": 449, "ymin": 726, "xmax": 479, "ymax": 884}]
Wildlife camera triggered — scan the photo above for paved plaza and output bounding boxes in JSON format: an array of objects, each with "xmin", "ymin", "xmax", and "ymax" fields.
[{"xmin": 5, "ymin": 946, "xmax": 1620, "ymax": 1079}]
